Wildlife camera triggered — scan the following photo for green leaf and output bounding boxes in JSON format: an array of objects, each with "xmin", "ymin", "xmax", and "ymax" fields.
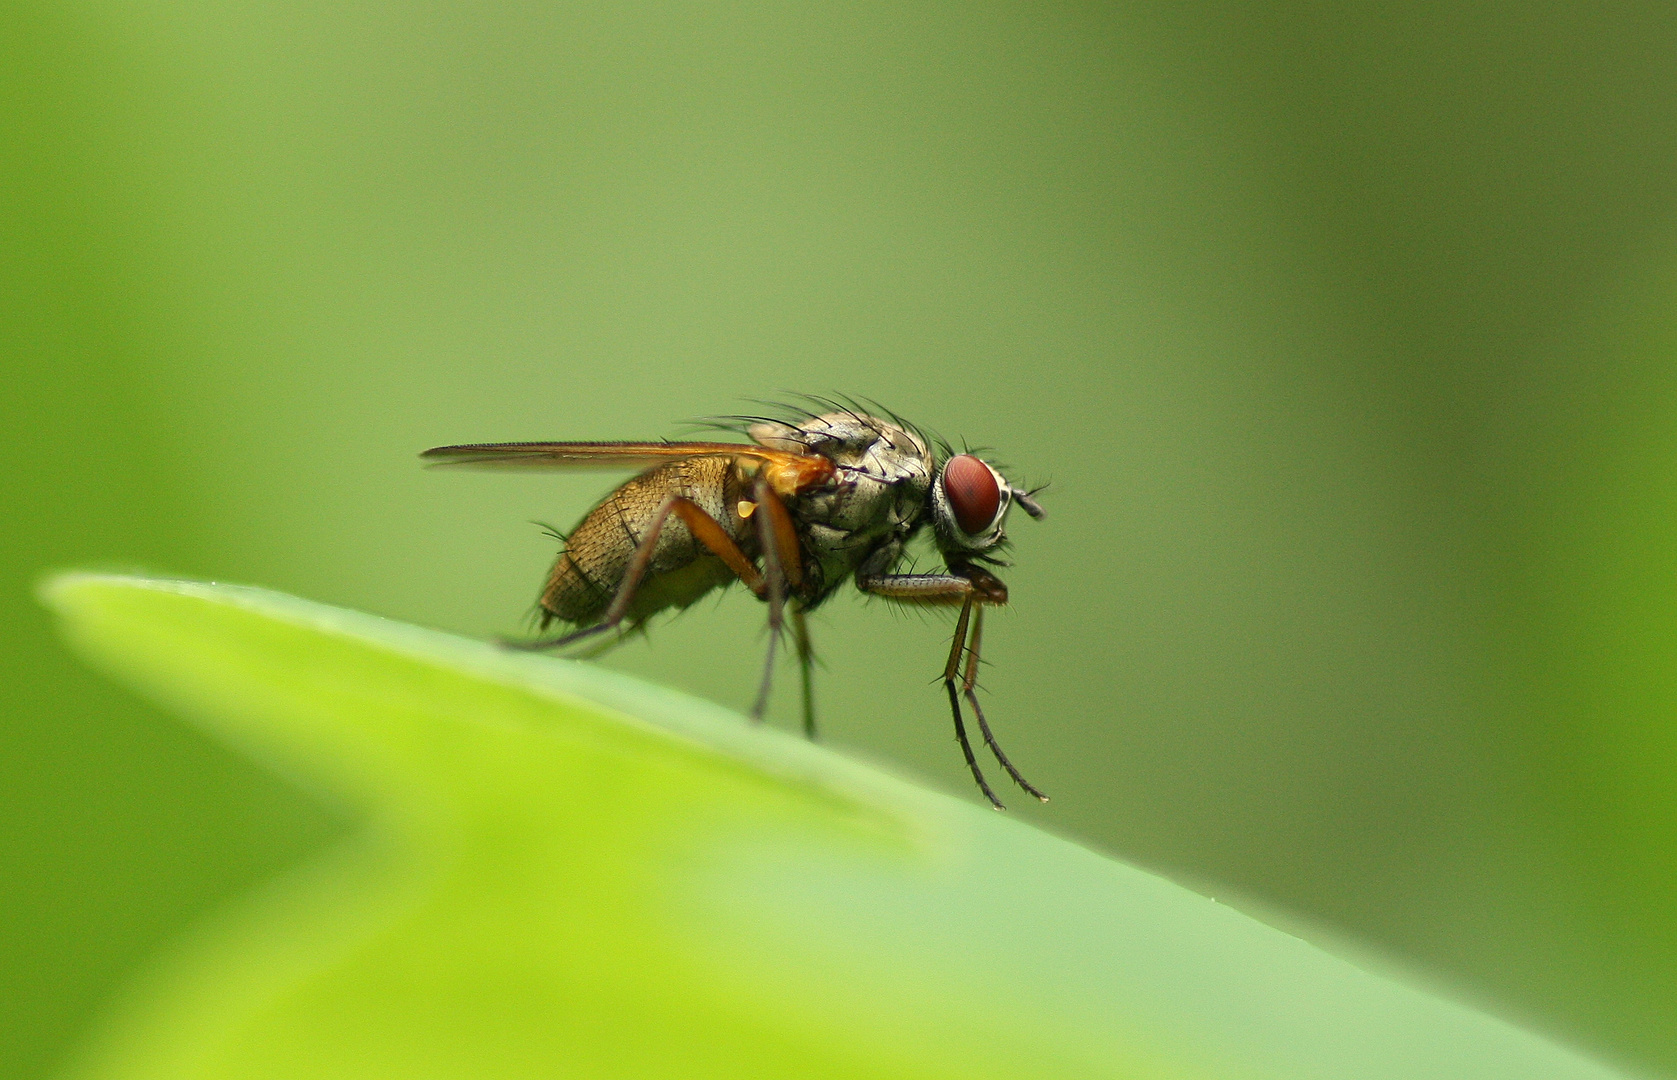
[{"xmin": 41, "ymin": 573, "xmax": 1623, "ymax": 1080}]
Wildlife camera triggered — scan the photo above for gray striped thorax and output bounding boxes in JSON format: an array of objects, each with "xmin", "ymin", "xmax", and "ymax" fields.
[{"xmin": 748, "ymin": 411, "xmax": 936, "ymax": 604}]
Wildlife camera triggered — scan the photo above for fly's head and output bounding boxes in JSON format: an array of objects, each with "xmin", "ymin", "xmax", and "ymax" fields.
[{"xmin": 929, "ymin": 453, "xmax": 1046, "ymax": 565}]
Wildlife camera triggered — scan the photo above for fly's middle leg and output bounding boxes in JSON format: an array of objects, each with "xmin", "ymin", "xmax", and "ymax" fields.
[
  {"xmin": 749, "ymin": 478, "xmax": 806, "ymax": 722},
  {"xmin": 791, "ymin": 605, "xmax": 816, "ymax": 740}
]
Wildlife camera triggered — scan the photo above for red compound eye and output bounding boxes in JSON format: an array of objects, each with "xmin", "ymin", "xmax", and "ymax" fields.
[{"xmin": 943, "ymin": 454, "xmax": 1001, "ymax": 534}]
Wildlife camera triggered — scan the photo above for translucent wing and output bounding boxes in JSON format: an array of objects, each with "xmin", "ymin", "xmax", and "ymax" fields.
[{"xmin": 420, "ymin": 440, "xmax": 804, "ymax": 472}]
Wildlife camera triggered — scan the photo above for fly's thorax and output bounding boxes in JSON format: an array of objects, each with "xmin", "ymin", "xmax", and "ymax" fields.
[
  {"xmin": 750, "ymin": 412, "xmax": 934, "ymax": 591},
  {"xmin": 750, "ymin": 411, "xmax": 933, "ymax": 532}
]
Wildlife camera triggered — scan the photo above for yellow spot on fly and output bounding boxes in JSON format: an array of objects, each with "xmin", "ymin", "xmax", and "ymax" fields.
[{"xmin": 737, "ymin": 500, "xmax": 757, "ymax": 519}]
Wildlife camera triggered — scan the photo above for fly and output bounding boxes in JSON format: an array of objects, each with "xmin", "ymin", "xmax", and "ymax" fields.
[{"xmin": 423, "ymin": 399, "xmax": 1047, "ymax": 808}]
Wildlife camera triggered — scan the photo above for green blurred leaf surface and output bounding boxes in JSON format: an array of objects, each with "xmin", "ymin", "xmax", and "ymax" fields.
[{"xmin": 41, "ymin": 574, "xmax": 1625, "ymax": 1080}]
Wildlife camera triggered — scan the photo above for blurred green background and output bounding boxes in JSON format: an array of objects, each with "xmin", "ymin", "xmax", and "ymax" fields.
[{"xmin": 7, "ymin": 1, "xmax": 1677, "ymax": 1077}]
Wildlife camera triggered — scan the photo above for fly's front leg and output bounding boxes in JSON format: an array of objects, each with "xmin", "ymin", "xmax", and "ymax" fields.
[
  {"xmin": 857, "ymin": 569, "xmax": 1007, "ymax": 809},
  {"xmin": 858, "ymin": 567, "xmax": 1044, "ymax": 806},
  {"xmin": 943, "ymin": 596, "xmax": 1003, "ymax": 809},
  {"xmin": 962, "ymin": 605, "xmax": 1048, "ymax": 802}
]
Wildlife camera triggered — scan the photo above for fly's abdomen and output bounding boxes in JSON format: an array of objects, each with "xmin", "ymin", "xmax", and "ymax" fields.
[{"xmin": 539, "ymin": 456, "xmax": 741, "ymax": 628}]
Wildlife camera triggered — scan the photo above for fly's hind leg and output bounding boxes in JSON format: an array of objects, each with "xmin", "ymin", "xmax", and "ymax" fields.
[{"xmin": 510, "ymin": 496, "xmax": 766, "ymax": 652}]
